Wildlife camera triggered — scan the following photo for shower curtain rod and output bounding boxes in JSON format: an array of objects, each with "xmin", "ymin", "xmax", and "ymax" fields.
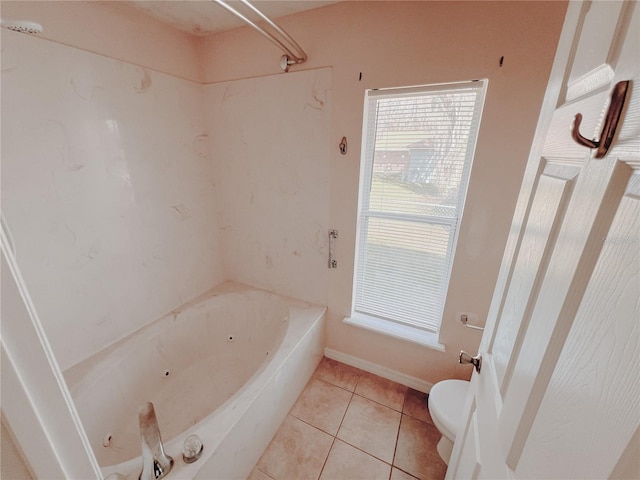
[{"xmin": 213, "ymin": 0, "xmax": 308, "ymax": 72}]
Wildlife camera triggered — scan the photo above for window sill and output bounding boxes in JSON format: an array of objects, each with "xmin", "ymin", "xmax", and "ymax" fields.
[{"xmin": 343, "ymin": 313, "xmax": 446, "ymax": 352}]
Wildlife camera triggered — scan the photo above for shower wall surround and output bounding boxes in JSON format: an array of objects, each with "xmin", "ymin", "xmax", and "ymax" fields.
[
  {"xmin": 205, "ymin": 69, "xmax": 331, "ymax": 306},
  {"xmin": 2, "ymin": 30, "xmax": 332, "ymax": 371},
  {"xmin": 1, "ymin": 32, "xmax": 223, "ymax": 370}
]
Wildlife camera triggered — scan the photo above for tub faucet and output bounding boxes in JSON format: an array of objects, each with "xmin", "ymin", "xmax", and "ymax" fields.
[{"xmin": 138, "ymin": 402, "xmax": 173, "ymax": 480}]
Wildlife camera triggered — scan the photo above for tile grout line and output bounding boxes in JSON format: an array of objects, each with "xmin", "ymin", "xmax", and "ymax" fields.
[
  {"xmin": 293, "ymin": 372, "xmax": 357, "ymax": 437},
  {"xmin": 317, "ymin": 436, "xmax": 338, "ymax": 480},
  {"xmin": 390, "ymin": 392, "xmax": 408, "ymax": 478},
  {"xmin": 334, "ymin": 389, "xmax": 399, "ymax": 476},
  {"xmin": 332, "ymin": 378, "xmax": 401, "ymax": 471},
  {"xmin": 389, "ymin": 390, "xmax": 412, "ymax": 480},
  {"xmin": 316, "ymin": 385, "xmax": 355, "ymax": 480},
  {"xmin": 259, "ymin": 360, "xmax": 440, "ymax": 480},
  {"xmin": 335, "ymin": 387, "xmax": 355, "ymax": 434},
  {"xmin": 316, "ymin": 361, "xmax": 412, "ymax": 475},
  {"xmin": 403, "ymin": 390, "xmax": 435, "ymax": 425},
  {"xmin": 351, "ymin": 391, "xmax": 405, "ymax": 413},
  {"xmin": 395, "ymin": 389, "xmax": 440, "ymax": 480},
  {"xmin": 394, "ymin": 465, "xmax": 422, "ymax": 480},
  {"xmin": 256, "ymin": 467, "xmax": 275, "ymax": 480},
  {"xmin": 312, "ymin": 373, "xmax": 358, "ymax": 396},
  {"xmin": 391, "ymin": 414, "xmax": 442, "ymax": 480},
  {"xmin": 315, "ymin": 360, "xmax": 410, "ymax": 413},
  {"xmin": 335, "ymin": 436, "xmax": 396, "ymax": 469},
  {"xmin": 288, "ymin": 413, "xmax": 336, "ymax": 437},
  {"xmin": 327, "ymin": 371, "xmax": 406, "ymax": 475}
]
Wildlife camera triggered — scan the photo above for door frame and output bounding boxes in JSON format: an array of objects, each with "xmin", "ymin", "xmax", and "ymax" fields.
[{"xmin": 1, "ymin": 219, "xmax": 102, "ymax": 479}]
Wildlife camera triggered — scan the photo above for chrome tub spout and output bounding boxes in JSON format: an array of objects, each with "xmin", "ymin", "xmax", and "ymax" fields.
[{"xmin": 138, "ymin": 402, "xmax": 173, "ymax": 480}]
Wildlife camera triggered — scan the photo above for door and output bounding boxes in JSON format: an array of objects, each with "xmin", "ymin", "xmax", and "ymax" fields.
[
  {"xmin": 1, "ymin": 220, "xmax": 102, "ymax": 478},
  {"xmin": 448, "ymin": 1, "xmax": 640, "ymax": 478}
]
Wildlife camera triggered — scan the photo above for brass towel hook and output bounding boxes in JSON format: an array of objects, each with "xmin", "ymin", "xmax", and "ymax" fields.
[{"xmin": 570, "ymin": 80, "xmax": 630, "ymax": 159}]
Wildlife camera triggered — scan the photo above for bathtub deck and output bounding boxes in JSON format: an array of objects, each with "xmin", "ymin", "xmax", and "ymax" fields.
[{"xmin": 249, "ymin": 357, "xmax": 447, "ymax": 480}]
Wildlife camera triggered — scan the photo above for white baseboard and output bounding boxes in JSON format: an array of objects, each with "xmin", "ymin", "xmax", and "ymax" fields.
[{"xmin": 324, "ymin": 348, "xmax": 433, "ymax": 393}]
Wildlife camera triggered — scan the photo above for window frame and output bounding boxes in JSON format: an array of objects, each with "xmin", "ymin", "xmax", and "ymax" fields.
[{"xmin": 348, "ymin": 80, "xmax": 488, "ymax": 347}]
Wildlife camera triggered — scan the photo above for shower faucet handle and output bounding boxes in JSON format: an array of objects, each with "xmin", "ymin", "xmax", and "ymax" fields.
[{"xmin": 459, "ymin": 350, "xmax": 482, "ymax": 374}]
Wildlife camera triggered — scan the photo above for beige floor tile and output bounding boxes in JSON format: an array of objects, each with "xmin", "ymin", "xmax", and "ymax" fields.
[
  {"xmin": 337, "ymin": 394, "xmax": 401, "ymax": 464},
  {"xmin": 403, "ymin": 388, "xmax": 433, "ymax": 424},
  {"xmin": 313, "ymin": 357, "xmax": 362, "ymax": 391},
  {"xmin": 247, "ymin": 467, "xmax": 274, "ymax": 480},
  {"xmin": 394, "ymin": 414, "xmax": 447, "ymax": 480},
  {"xmin": 256, "ymin": 415, "xmax": 333, "ymax": 480},
  {"xmin": 355, "ymin": 371, "xmax": 408, "ymax": 411},
  {"xmin": 290, "ymin": 377, "xmax": 352, "ymax": 435},
  {"xmin": 319, "ymin": 439, "xmax": 391, "ymax": 480},
  {"xmin": 391, "ymin": 468, "xmax": 420, "ymax": 480}
]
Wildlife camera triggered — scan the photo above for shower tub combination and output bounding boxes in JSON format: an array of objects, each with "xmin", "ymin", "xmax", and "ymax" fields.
[{"xmin": 64, "ymin": 282, "xmax": 325, "ymax": 479}]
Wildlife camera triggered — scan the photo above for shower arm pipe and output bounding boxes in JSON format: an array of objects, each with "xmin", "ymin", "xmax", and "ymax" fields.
[{"xmin": 213, "ymin": 0, "xmax": 307, "ymax": 72}]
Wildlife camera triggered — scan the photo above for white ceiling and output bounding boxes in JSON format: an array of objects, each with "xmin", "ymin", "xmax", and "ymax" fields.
[{"xmin": 125, "ymin": 1, "xmax": 338, "ymax": 36}]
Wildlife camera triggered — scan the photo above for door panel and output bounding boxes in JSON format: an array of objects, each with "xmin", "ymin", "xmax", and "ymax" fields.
[
  {"xmin": 516, "ymin": 170, "xmax": 640, "ymax": 478},
  {"xmin": 565, "ymin": 1, "xmax": 629, "ymax": 102},
  {"xmin": 492, "ymin": 162, "xmax": 577, "ymax": 393},
  {"xmin": 500, "ymin": 158, "xmax": 632, "ymax": 468},
  {"xmin": 454, "ymin": 402, "xmax": 481, "ymax": 480},
  {"xmin": 448, "ymin": 1, "xmax": 639, "ymax": 478}
]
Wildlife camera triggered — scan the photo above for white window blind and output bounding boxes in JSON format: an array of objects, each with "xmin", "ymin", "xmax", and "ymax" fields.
[{"xmin": 354, "ymin": 81, "xmax": 486, "ymax": 333}]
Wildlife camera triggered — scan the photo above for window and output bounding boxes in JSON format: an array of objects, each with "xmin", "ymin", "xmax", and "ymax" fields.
[{"xmin": 350, "ymin": 81, "xmax": 486, "ymax": 345}]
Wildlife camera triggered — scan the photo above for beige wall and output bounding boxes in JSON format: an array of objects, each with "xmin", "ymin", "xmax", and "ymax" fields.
[
  {"xmin": 199, "ymin": 1, "xmax": 568, "ymax": 384},
  {"xmin": 0, "ymin": 1, "xmax": 202, "ymax": 82},
  {"xmin": 1, "ymin": 1, "xmax": 568, "ymax": 384}
]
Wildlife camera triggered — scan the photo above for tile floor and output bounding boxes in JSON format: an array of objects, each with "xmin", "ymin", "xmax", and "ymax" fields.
[{"xmin": 248, "ymin": 357, "xmax": 447, "ymax": 480}]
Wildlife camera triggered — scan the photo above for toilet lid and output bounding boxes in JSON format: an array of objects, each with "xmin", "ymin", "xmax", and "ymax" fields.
[{"xmin": 428, "ymin": 379, "xmax": 469, "ymax": 439}]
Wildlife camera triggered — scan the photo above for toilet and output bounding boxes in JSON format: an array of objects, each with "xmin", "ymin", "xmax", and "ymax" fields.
[{"xmin": 428, "ymin": 379, "xmax": 470, "ymax": 464}]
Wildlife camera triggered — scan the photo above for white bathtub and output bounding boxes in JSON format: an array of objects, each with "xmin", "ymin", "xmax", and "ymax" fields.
[{"xmin": 64, "ymin": 282, "xmax": 326, "ymax": 479}]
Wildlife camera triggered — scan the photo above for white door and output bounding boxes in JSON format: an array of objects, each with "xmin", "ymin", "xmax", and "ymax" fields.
[{"xmin": 448, "ymin": 1, "xmax": 640, "ymax": 478}]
